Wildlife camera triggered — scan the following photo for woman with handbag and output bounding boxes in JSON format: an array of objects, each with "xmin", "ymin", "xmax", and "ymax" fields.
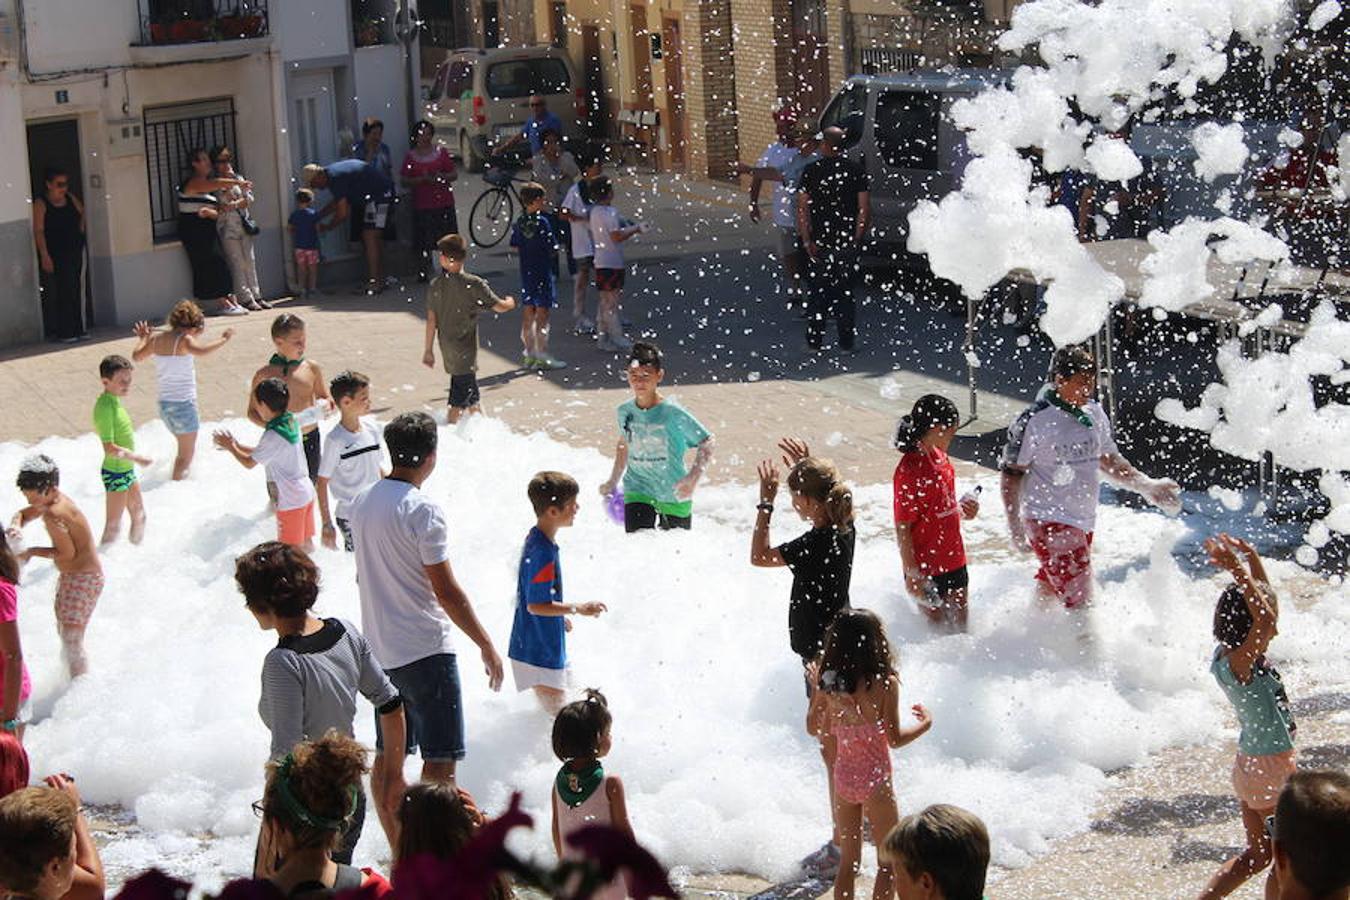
[
  {"xmin": 212, "ymin": 144, "xmax": 269, "ymax": 310},
  {"xmin": 179, "ymin": 148, "xmax": 248, "ymax": 316}
]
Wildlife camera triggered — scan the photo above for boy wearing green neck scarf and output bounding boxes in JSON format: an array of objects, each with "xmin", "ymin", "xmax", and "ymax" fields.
[
  {"xmin": 248, "ymin": 314, "xmax": 331, "ymax": 494},
  {"xmin": 215, "ymin": 377, "xmax": 318, "ymax": 551},
  {"xmin": 999, "ymin": 346, "xmax": 1180, "ymax": 610}
]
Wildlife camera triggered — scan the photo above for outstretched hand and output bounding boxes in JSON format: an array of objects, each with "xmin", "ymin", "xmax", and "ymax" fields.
[
  {"xmin": 1204, "ymin": 533, "xmax": 1242, "ymax": 574},
  {"xmin": 133, "ymin": 320, "xmax": 153, "ymax": 339},
  {"xmin": 778, "ymin": 437, "xmax": 810, "ymax": 466},
  {"xmin": 757, "ymin": 459, "xmax": 780, "ymax": 504}
]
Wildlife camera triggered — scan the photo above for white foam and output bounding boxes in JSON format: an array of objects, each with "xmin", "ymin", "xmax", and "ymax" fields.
[{"xmin": 5, "ymin": 415, "xmax": 1347, "ymax": 887}]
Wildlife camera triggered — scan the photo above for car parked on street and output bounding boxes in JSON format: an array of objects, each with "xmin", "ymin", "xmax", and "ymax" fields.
[{"xmin": 421, "ymin": 45, "xmax": 585, "ymax": 171}]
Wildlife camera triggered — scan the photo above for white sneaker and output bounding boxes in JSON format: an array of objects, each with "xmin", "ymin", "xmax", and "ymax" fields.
[{"xmin": 541, "ymin": 356, "xmax": 568, "ymax": 370}]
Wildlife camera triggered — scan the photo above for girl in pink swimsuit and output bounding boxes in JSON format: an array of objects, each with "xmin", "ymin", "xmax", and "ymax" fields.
[
  {"xmin": 808, "ymin": 609, "xmax": 932, "ymax": 900},
  {"xmin": 551, "ymin": 689, "xmax": 635, "ymax": 900}
]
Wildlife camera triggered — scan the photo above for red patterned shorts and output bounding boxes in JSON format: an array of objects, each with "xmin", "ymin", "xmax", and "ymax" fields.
[{"xmin": 1026, "ymin": 519, "xmax": 1094, "ymax": 609}]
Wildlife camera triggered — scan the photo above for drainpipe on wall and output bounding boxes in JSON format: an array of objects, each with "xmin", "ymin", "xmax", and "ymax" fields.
[{"xmin": 267, "ymin": 44, "xmax": 296, "ymax": 295}]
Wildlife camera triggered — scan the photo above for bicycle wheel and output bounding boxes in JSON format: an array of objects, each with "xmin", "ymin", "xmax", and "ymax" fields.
[{"xmin": 470, "ymin": 187, "xmax": 514, "ymax": 248}]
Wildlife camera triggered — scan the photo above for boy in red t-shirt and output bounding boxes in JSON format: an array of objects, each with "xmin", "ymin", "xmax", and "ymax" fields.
[{"xmin": 891, "ymin": 395, "xmax": 979, "ymax": 631}]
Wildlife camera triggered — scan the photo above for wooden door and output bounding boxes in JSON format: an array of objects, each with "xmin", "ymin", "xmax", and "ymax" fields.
[
  {"xmin": 662, "ymin": 16, "xmax": 685, "ymax": 168},
  {"xmin": 629, "ymin": 3, "xmax": 653, "ymax": 108},
  {"xmin": 791, "ymin": 0, "xmax": 831, "ymax": 117}
]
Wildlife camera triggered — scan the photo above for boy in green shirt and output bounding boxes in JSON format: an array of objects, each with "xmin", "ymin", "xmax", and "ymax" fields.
[
  {"xmin": 421, "ymin": 233, "xmax": 516, "ymax": 423},
  {"xmin": 599, "ymin": 341, "xmax": 714, "ymax": 532},
  {"xmin": 93, "ymin": 355, "xmax": 151, "ymax": 545}
]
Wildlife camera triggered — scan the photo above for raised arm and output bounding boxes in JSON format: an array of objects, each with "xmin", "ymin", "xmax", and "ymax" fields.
[
  {"xmin": 131, "ymin": 321, "xmax": 156, "ymax": 362},
  {"xmin": 1209, "ymin": 534, "xmax": 1278, "ymax": 681},
  {"xmin": 184, "ymin": 328, "xmax": 234, "ymax": 356},
  {"xmin": 1099, "ymin": 452, "xmax": 1179, "ymax": 511},
  {"xmin": 750, "ymin": 459, "xmax": 787, "ymax": 568}
]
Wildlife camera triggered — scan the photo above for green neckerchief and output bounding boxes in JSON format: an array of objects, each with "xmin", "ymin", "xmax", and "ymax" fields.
[
  {"xmin": 273, "ymin": 753, "xmax": 357, "ymax": 830},
  {"xmin": 265, "ymin": 411, "xmax": 301, "ymax": 444},
  {"xmin": 1048, "ymin": 390, "xmax": 1094, "ymax": 428},
  {"xmin": 269, "ymin": 353, "xmax": 304, "ymax": 376},
  {"xmin": 556, "ymin": 761, "xmax": 604, "ymax": 808}
]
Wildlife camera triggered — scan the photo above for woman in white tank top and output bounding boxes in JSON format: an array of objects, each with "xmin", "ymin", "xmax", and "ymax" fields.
[{"xmin": 131, "ymin": 300, "xmax": 235, "ymax": 480}]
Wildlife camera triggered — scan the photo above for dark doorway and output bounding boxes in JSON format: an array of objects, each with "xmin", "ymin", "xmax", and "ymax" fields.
[
  {"xmin": 583, "ymin": 25, "xmax": 608, "ymax": 138},
  {"xmin": 26, "ymin": 118, "xmax": 92, "ymax": 334}
]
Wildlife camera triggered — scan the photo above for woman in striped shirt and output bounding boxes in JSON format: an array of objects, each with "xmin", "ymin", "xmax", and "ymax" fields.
[{"xmin": 179, "ymin": 147, "xmax": 249, "ymax": 316}]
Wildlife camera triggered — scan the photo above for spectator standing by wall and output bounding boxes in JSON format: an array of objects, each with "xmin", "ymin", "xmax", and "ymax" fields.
[{"xmin": 31, "ymin": 167, "xmax": 87, "ymax": 342}]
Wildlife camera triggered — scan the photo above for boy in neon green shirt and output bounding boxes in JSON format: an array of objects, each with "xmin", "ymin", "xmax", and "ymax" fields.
[
  {"xmin": 93, "ymin": 355, "xmax": 151, "ymax": 545},
  {"xmin": 599, "ymin": 341, "xmax": 714, "ymax": 532}
]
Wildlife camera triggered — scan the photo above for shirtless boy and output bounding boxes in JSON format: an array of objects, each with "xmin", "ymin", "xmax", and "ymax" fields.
[
  {"xmin": 248, "ymin": 314, "xmax": 330, "ymax": 488},
  {"xmin": 11, "ymin": 455, "xmax": 103, "ymax": 678}
]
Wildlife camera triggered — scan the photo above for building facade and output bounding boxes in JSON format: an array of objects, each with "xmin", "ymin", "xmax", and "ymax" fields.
[{"xmin": 0, "ymin": 0, "xmax": 415, "ymax": 349}]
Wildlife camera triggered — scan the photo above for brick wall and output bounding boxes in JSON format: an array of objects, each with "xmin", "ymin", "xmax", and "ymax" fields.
[
  {"xmin": 729, "ymin": 0, "xmax": 782, "ymax": 167},
  {"xmin": 684, "ymin": 0, "xmax": 740, "ymax": 181}
]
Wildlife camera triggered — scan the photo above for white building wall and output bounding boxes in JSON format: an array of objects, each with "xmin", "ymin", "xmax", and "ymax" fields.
[
  {"xmin": 18, "ymin": 0, "xmax": 138, "ymax": 72},
  {"xmin": 353, "ymin": 43, "xmax": 409, "ymax": 154},
  {"xmin": 274, "ymin": 0, "xmax": 352, "ymax": 62}
]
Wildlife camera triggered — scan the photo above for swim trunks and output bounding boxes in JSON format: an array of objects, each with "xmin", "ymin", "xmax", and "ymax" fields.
[
  {"xmin": 54, "ymin": 571, "xmax": 104, "ymax": 629},
  {"xmin": 100, "ymin": 468, "xmax": 137, "ymax": 493}
]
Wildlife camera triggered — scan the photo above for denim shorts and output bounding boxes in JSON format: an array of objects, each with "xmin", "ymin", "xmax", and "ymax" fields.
[
  {"xmin": 374, "ymin": 652, "xmax": 465, "ymax": 762},
  {"xmin": 158, "ymin": 399, "xmax": 200, "ymax": 435}
]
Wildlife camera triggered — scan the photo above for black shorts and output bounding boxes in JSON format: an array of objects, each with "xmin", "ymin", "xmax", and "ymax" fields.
[
  {"xmin": 303, "ymin": 428, "xmax": 321, "ymax": 481},
  {"xmin": 930, "ymin": 565, "xmax": 970, "ymax": 596},
  {"xmin": 449, "ymin": 372, "xmax": 480, "ymax": 409},
  {"xmin": 623, "ymin": 501, "xmax": 691, "ymax": 533},
  {"xmin": 595, "ymin": 267, "xmax": 625, "ymax": 291}
]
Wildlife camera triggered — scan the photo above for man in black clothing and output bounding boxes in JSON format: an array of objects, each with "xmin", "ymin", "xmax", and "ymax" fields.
[{"xmin": 796, "ymin": 127, "xmax": 871, "ymax": 351}]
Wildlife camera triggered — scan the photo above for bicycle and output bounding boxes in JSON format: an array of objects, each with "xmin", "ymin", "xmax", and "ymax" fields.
[{"xmin": 469, "ymin": 158, "xmax": 532, "ymax": 248}]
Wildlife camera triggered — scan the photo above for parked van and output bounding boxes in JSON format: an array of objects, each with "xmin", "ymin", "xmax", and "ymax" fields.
[
  {"xmin": 422, "ymin": 45, "xmax": 585, "ymax": 171},
  {"xmin": 817, "ymin": 70, "xmax": 1009, "ymax": 259}
]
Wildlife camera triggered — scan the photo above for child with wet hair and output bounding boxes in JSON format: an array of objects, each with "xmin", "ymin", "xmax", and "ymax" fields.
[
  {"xmin": 1201, "ymin": 533, "xmax": 1296, "ymax": 900},
  {"xmin": 253, "ymin": 731, "xmax": 392, "ymax": 897},
  {"xmin": 751, "ymin": 438, "xmax": 857, "ymax": 877},
  {"xmin": 393, "ymin": 782, "xmax": 511, "ymax": 899},
  {"xmin": 809, "ymin": 609, "xmax": 932, "ymax": 900},
  {"xmin": 551, "ymin": 689, "xmax": 634, "ymax": 900},
  {"xmin": 11, "ymin": 456, "xmax": 103, "ymax": 679}
]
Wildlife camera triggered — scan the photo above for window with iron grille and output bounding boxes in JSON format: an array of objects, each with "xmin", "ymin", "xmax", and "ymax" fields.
[{"xmin": 143, "ymin": 98, "xmax": 239, "ymax": 242}]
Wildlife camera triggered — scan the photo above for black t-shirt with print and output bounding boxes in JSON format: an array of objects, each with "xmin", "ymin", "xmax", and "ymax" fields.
[
  {"xmin": 778, "ymin": 525, "xmax": 855, "ymax": 660},
  {"xmin": 798, "ymin": 156, "xmax": 870, "ymax": 246}
]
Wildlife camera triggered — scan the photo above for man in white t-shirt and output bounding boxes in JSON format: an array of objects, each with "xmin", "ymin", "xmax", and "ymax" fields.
[
  {"xmin": 349, "ymin": 411, "xmax": 504, "ymax": 801},
  {"xmin": 1000, "ymin": 346, "xmax": 1180, "ymax": 609},
  {"xmin": 738, "ymin": 108, "xmax": 812, "ymax": 305}
]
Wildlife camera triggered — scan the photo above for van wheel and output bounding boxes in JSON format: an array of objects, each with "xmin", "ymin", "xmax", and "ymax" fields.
[{"xmin": 460, "ymin": 131, "xmax": 483, "ymax": 173}]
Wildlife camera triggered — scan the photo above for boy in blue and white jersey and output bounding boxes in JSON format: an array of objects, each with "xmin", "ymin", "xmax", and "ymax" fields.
[{"xmin": 508, "ymin": 471, "xmax": 606, "ymax": 713}]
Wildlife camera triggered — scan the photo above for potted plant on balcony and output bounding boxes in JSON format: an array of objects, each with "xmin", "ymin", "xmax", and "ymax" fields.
[
  {"xmin": 170, "ymin": 15, "xmax": 210, "ymax": 42},
  {"xmin": 218, "ymin": 4, "xmax": 266, "ymax": 39}
]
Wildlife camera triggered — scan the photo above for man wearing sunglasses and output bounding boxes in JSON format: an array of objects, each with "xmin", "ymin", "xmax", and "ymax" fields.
[
  {"xmin": 499, "ymin": 94, "xmax": 563, "ymax": 157},
  {"xmin": 1267, "ymin": 770, "xmax": 1350, "ymax": 900}
]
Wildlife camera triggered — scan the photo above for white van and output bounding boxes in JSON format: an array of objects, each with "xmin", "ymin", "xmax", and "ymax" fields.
[
  {"xmin": 818, "ymin": 70, "xmax": 1010, "ymax": 259},
  {"xmin": 422, "ymin": 45, "xmax": 584, "ymax": 171}
]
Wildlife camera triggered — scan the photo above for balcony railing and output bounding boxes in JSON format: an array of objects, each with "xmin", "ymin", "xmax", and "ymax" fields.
[{"xmin": 134, "ymin": 0, "xmax": 269, "ymax": 47}]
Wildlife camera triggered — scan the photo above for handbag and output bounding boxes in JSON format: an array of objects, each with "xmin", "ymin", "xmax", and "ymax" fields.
[{"xmin": 238, "ymin": 209, "xmax": 261, "ymax": 236}]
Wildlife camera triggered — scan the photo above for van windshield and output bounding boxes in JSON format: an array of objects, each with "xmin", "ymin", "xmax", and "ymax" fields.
[{"xmin": 486, "ymin": 58, "xmax": 571, "ymax": 99}]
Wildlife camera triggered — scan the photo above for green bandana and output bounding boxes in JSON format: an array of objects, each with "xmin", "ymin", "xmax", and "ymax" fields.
[
  {"xmin": 555, "ymin": 761, "xmax": 604, "ymax": 808},
  {"xmin": 272, "ymin": 753, "xmax": 357, "ymax": 830},
  {"xmin": 265, "ymin": 411, "xmax": 301, "ymax": 444},
  {"xmin": 270, "ymin": 353, "xmax": 304, "ymax": 376},
  {"xmin": 1049, "ymin": 390, "xmax": 1094, "ymax": 428}
]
